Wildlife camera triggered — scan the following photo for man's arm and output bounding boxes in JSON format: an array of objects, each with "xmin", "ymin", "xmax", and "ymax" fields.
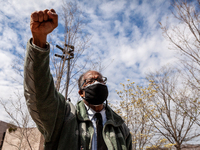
[{"xmin": 24, "ymin": 9, "xmax": 66, "ymax": 142}]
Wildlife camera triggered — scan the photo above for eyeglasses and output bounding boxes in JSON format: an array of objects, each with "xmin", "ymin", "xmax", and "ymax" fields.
[{"xmin": 81, "ymin": 77, "xmax": 107, "ymax": 88}]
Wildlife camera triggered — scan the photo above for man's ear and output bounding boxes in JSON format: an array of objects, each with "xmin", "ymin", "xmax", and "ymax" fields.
[{"xmin": 78, "ymin": 90, "xmax": 84, "ymax": 97}]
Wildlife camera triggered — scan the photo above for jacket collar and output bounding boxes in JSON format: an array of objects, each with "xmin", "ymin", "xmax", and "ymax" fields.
[{"xmin": 76, "ymin": 100, "xmax": 124, "ymax": 126}]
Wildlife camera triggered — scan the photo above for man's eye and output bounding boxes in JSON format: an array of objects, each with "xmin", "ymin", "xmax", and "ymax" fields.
[
  {"xmin": 98, "ymin": 79, "xmax": 103, "ymax": 82},
  {"xmin": 87, "ymin": 80, "xmax": 93, "ymax": 84}
]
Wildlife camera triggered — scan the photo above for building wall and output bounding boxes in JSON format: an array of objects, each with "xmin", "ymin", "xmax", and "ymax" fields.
[
  {"xmin": 2, "ymin": 127, "xmax": 44, "ymax": 150},
  {"xmin": 0, "ymin": 121, "xmax": 9, "ymax": 150}
]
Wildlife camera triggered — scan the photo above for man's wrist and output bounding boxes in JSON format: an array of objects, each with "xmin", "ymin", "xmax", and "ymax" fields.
[
  {"xmin": 31, "ymin": 39, "xmax": 49, "ymax": 51},
  {"xmin": 32, "ymin": 34, "xmax": 47, "ymax": 48}
]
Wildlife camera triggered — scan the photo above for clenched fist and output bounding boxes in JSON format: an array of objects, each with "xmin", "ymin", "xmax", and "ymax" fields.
[{"xmin": 30, "ymin": 9, "xmax": 58, "ymax": 48}]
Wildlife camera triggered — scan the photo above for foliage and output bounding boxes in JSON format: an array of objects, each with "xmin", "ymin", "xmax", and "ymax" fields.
[
  {"xmin": 114, "ymin": 67, "xmax": 200, "ymax": 149},
  {"xmin": 113, "ymin": 80, "xmax": 155, "ymax": 150}
]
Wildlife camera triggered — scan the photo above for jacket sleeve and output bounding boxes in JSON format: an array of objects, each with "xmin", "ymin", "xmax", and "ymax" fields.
[
  {"xmin": 24, "ymin": 38, "xmax": 66, "ymax": 142},
  {"xmin": 126, "ymin": 132, "xmax": 132, "ymax": 150},
  {"xmin": 121, "ymin": 123, "xmax": 132, "ymax": 150}
]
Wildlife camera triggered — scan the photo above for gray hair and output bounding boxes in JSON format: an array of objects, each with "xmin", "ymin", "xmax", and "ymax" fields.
[
  {"xmin": 78, "ymin": 70, "xmax": 102, "ymax": 90},
  {"xmin": 78, "ymin": 70, "xmax": 91, "ymax": 90}
]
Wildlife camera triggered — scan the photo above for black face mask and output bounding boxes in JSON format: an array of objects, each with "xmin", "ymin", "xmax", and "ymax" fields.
[{"xmin": 82, "ymin": 82, "xmax": 108, "ymax": 106}]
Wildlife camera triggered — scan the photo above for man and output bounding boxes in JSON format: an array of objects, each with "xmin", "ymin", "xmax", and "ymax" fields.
[{"xmin": 24, "ymin": 9, "xmax": 132, "ymax": 150}]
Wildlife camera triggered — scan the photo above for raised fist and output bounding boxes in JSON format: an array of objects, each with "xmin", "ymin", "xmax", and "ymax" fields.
[{"xmin": 30, "ymin": 9, "xmax": 58, "ymax": 48}]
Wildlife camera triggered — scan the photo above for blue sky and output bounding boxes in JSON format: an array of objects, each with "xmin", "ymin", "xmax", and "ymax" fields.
[{"xmin": 0, "ymin": 0, "xmax": 180, "ymax": 122}]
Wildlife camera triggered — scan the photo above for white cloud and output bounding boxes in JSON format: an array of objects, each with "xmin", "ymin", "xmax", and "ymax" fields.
[
  {"xmin": 0, "ymin": 0, "xmax": 183, "ymax": 122},
  {"xmin": 74, "ymin": 0, "xmax": 181, "ymax": 104},
  {"xmin": 99, "ymin": 0, "xmax": 126, "ymax": 19}
]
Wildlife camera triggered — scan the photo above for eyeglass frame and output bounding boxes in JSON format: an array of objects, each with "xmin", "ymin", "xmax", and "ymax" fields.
[{"xmin": 81, "ymin": 77, "xmax": 107, "ymax": 89}]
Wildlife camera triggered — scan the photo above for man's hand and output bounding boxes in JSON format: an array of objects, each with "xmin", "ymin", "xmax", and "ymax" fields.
[{"xmin": 30, "ymin": 9, "xmax": 58, "ymax": 48}]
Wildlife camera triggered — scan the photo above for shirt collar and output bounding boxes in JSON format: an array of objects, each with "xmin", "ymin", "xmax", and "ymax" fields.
[{"xmin": 84, "ymin": 103, "xmax": 106, "ymax": 121}]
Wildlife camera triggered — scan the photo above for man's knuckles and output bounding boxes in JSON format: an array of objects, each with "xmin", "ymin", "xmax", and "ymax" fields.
[
  {"xmin": 44, "ymin": 9, "xmax": 49, "ymax": 13},
  {"xmin": 47, "ymin": 11, "xmax": 58, "ymax": 26},
  {"xmin": 43, "ymin": 9, "xmax": 49, "ymax": 21},
  {"xmin": 31, "ymin": 11, "xmax": 39, "ymax": 21},
  {"xmin": 31, "ymin": 10, "xmax": 48, "ymax": 22},
  {"xmin": 39, "ymin": 11, "xmax": 45, "ymax": 22},
  {"xmin": 50, "ymin": 9, "xmax": 56, "ymax": 13}
]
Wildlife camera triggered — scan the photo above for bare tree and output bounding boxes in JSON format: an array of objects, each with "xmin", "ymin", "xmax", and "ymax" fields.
[
  {"xmin": 145, "ymin": 66, "xmax": 200, "ymax": 150},
  {"xmin": 49, "ymin": 2, "xmax": 91, "ymax": 99},
  {"xmin": 160, "ymin": 0, "xmax": 200, "ymax": 127},
  {"xmin": 160, "ymin": 0, "xmax": 200, "ymax": 91}
]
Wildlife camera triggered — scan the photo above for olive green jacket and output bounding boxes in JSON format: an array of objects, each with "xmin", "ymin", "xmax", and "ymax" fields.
[{"xmin": 24, "ymin": 39, "xmax": 132, "ymax": 150}]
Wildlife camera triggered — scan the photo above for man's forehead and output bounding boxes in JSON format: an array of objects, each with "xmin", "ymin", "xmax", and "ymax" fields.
[{"xmin": 83, "ymin": 71, "xmax": 102, "ymax": 79}]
